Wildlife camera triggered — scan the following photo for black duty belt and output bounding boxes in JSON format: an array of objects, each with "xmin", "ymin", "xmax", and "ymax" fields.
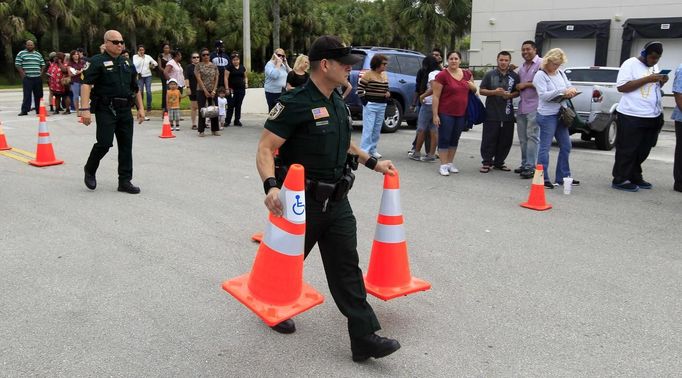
[{"xmin": 306, "ymin": 173, "xmax": 355, "ymax": 209}]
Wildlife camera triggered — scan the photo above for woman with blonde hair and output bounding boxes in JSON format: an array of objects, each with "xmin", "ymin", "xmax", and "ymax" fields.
[
  {"xmin": 286, "ymin": 54, "xmax": 310, "ymax": 90},
  {"xmin": 264, "ymin": 48, "xmax": 291, "ymax": 110},
  {"xmin": 532, "ymin": 48, "xmax": 580, "ymax": 188}
]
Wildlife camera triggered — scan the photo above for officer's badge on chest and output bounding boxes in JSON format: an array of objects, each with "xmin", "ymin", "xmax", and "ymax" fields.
[{"xmin": 268, "ymin": 102, "xmax": 285, "ymax": 120}]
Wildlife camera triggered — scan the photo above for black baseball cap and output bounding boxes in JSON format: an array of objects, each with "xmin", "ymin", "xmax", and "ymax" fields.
[
  {"xmin": 215, "ymin": 40, "xmax": 224, "ymax": 47},
  {"xmin": 308, "ymin": 35, "xmax": 361, "ymax": 65}
]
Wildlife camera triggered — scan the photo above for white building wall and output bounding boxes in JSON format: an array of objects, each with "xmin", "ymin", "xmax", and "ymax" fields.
[{"xmin": 470, "ymin": 0, "xmax": 682, "ymax": 68}]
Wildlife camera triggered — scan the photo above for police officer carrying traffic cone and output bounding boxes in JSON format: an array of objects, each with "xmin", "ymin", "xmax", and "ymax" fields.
[
  {"xmin": 81, "ymin": 30, "xmax": 145, "ymax": 194},
  {"xmin": 256, "ymin": 35, "xmax": 401, "ymax": 362}
]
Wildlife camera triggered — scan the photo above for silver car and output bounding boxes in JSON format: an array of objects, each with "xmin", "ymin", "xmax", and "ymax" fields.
[{"xmin": 564, "ymin": 67, "xmax": 621, "ymax": 150}]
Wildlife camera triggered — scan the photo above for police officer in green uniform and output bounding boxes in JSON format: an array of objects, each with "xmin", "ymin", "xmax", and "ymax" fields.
[
  {"xmin": 81, "ymin": 30, "xmax": 145, "ymax": 194},
  {"xmin": 256, "ymin": 35, "xmax": 401, "ymax": 362}
]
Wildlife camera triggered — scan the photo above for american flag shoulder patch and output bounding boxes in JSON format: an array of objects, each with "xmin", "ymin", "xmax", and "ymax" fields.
[{"xmin": 311, "ymin": 107, "xmax": 329, "ymax": 120}]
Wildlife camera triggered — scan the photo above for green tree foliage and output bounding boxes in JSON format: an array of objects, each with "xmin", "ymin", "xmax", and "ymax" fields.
[{"xmin": 0, "ymin": 0, "xmax": 471, "ymax": 77}]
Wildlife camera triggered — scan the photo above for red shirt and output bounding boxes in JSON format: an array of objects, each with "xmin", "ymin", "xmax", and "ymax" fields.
[{"xmin": 434, "ymin": 69, "xmax": 472, "ymax": 117}]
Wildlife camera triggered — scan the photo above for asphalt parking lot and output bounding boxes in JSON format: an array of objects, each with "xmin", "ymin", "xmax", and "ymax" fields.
[{"xmin": 1, "ymin": 95, "xmax": 681, "ymax": 376}]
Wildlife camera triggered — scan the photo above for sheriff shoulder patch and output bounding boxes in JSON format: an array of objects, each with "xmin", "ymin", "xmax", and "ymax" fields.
[{"xmin": 268, "ymin": 102, "xmax": 285, "ymax": 120}]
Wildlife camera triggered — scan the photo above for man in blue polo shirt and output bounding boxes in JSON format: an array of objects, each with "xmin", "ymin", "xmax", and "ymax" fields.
[{"xmin": 15, "ymin": 40, "xmax": 46, "ymax": 116}]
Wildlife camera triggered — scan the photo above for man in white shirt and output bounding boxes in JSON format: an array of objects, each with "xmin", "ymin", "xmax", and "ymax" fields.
[
  {"xmin": 612, "ymin": 41, "xmax": 668, "ymax": 192},
  {"xmin": 132, "ymin": 45, "xmax": 158, "ymax": 115}
]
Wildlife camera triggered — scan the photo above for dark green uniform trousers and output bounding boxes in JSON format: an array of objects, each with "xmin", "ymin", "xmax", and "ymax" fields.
[
  {"xmin": 303, "ymin": 193, "xmax": 381, "ymax": 338},
  {"xmin": 85, "ymin": 107, "xmax": 134, "ymax": 183}
]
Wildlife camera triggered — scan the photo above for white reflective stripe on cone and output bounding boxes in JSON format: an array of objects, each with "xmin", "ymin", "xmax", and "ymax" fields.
[
  {"xmin": 263, "ymin": 221, "xmax": 304, "ymax": 256},
  {"xmin": 532, "ymin": 169, "xmax": 544, "ymax": 185},
  {"xmin": 379, "ymin": 189, "xmax": 402, "ymax": 216},
  {"xmin": 37, "ymin": 136, "xmax": 51, "ymax": 144},
  {"xmin": 38, "ymin": 122, "xmax": 48, "ymax": 133},
  {"xmin": 279, "ymin": 186, "xmax": 306, "ymax": 224},
  {"xmin": 374, "ymin": 223, "xmax": 406, "ymax": 244}
]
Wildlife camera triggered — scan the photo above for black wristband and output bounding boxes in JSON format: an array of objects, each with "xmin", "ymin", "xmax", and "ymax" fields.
[
  {"xmin": 263, "ymin": 177, "xmax": 279, "ymax": 195},
  {"xmin": 365, "ymin": 156, "xmax": 378, "ymax": 170}
]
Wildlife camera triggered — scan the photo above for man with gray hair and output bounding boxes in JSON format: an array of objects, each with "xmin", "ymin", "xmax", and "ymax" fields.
[{"xmin": 81, "ymin": 30, "xmax": 145, "ymax": 194}]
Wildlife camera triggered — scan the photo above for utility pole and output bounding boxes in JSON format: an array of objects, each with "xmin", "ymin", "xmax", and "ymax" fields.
[{"xmin": 243, "ymin": 0, "xmax": 251, "ymax": 72}]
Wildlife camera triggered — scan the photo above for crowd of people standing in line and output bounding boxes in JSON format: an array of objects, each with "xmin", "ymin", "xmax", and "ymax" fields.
[
  {"xmin": 14, "ymin": 39, "xmax": 251, "ymax": 135},
  {"xmin": 396, "ymin": 40, "xmax": 680, "ymax": 192}
]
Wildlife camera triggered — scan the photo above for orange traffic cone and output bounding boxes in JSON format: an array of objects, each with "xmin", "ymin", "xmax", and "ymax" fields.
[
  {"xmin": 39, "ymin": 98, "xmax": 48, "ymax": 118},
  {"xmin": 28, "ymin": 109, "xmax": 64, "ymax": 167},
  {"xmin": 364, "ymin": 170, "xmax": 431, "ymax": 301},
  {"xmin": 223, "ymin": 164, "xmax": 323, "ymax": 326},
  {"xmin": 251, "ymin": 232, "xmax": 263, "ymax": 243},
  {"xmin": 520, "ymin": 164, "xmax": 552, "ymax": 211},
  {"xmin": 159, "ymin": 112, "xmax": 175, "ymax": 138},
  {"xmin": 0, "ymin": 121, "xmax": 11, "ymax": 151}
]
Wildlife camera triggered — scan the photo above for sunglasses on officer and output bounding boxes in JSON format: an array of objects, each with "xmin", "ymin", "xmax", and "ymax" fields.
[{"xmin": 108, "ymin": 39, "xmax": 125, "ymax": 46}]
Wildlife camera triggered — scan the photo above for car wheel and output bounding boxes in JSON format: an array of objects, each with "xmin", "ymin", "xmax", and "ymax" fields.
[
  {"xmin": 382, "ymin": 99, "xmax": 403, "ymax": 133},
  {"xmin": 595, "ymin": 117, "xmax": 616, "ymax": 150}
]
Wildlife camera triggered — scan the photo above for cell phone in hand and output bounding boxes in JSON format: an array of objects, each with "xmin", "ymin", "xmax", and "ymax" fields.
[{"xmin": 658, "ymin": 69, "xmax": 671, "ymax": 75}]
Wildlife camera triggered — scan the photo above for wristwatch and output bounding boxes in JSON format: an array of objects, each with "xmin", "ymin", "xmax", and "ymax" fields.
[{"xmin": 263, "ymin": 177, "xmax": 279, "ymax": 194}]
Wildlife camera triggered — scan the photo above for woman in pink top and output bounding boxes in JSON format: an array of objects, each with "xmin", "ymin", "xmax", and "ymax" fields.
[{"xmin": 431, "ymin": 51, "xmax": 477, "ymax": 176}]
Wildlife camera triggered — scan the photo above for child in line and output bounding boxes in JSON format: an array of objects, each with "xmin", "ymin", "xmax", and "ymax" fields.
[
  {"xmin": 217, "ymin": 87, "xmax": 228, "ymax": 130},
  {"xmin": 166, "ymin": 78, "xmax": 185, "ymax": 131}
]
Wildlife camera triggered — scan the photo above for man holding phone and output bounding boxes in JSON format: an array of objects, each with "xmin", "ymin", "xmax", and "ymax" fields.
[
  {"xmin": 672, "ymin": 64, "xmax": 682, "ymax": 192},
  {"xmin": 611, "ymin": 41, "xmax": 668, "ymax": 192}
]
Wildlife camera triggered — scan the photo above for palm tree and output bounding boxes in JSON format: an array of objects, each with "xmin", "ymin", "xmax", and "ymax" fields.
[
  {"xmin": 0, "ymin": 0, "xmax": 26, "ymax": 68},
  {"xmin": 157, "ymin": 2, "xmax": 196, "ymax": 48},
  {"xmin": 107, "ymin": 0, "xmax": 162, "ymax": 51},
  {"xmin": 400, "ymin": 0, "xmax": 454, "ymax": 52},
  {"xmin": 271, "ymin": 0, "xmax": 280, "ymax": 49},
  {"xmin": 45, "ymin": 0, "xmax": 83, "ymax": 52},
  {"xmin": 443, "ymin": 0, "xmax": 472, "ymax": 50}
]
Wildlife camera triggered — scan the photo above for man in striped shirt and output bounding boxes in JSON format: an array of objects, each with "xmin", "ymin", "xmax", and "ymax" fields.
[{"xmin": 15, "ymin": 40, "xmax": 45, "ymax": 116}]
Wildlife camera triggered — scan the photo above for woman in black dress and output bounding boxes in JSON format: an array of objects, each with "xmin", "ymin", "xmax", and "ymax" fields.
[
  {"xmin": 286, "ymin": 54, "xmax": 309, "ymax": 91},
  {"xmin": 225, "ymin": 53, "xmax": 248, "ymax": 126}
]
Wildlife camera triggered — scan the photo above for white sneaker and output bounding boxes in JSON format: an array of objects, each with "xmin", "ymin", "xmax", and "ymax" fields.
[
  {"xmin": 407, "ymin": 149, "xmax": 415, "ymax": 157},
  {"xmin": 144, "ymin": 117, "xmax": 150, "ymax": 121},
  {"xmin": 448, "ymin": 163, "xmax": 459, "ymax": 173},
  {"xmin": 439, "ymin": 164, "xmax": 450, "ymax": 176},
  {"xmin": 371, "ymin": 152, "xmax": 382, "ymax": 159}
]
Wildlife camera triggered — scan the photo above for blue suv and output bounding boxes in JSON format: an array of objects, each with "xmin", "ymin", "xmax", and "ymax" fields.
[{"xmin": 346, "ymin": 47, "xmax": 425, "ymax": 133}]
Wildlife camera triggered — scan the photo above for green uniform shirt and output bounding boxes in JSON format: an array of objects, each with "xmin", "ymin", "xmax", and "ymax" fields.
[
  {"xmin": 15, "ymin": 50, "xmax": 45, "ymax": 77},
  {"xmin": 82, "ymin": 53, "xmax": 138, "ymax": 99},
  {"xmin": 265, "ymin": 80, "xmax": 352, "ymax": 182}
]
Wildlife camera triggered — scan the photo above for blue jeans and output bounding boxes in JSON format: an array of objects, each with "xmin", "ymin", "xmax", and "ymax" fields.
[
  {"xmin": 537, "ymin": 113, "xmax": 572, "ymax": 183},
  {"xmin": 70, "ymin": 82, "xmax": 81, "ymax": 110},
  {"xmin": 417, "ymin": 104, "xmax": 436, "ymax": 132},
  {"xmin": 516, "ymin": 112, "xmax": 540, "ymax": 169},
  {"xmin": 138, "ymin": 76, "xmax": 153, "ymax": 110},
  {"xmin": 360, "ymin": 102, "xmax": 387, "ymax": 154},
  {"xmin": 437, "ymin": 114, "xmax": 466, "ymax": 149},
  {"xmin": 265, "ymin": 91, "xmax": 281, "ymax": 111}
]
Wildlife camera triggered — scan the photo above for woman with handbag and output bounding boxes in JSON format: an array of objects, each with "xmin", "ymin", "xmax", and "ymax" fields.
[
  {"xmin": 431, "ymin": 51, "xmax": 477, "ymax": 176},
  {"xmin": 533, "ymin": 48, "xmax": 580, "ymax": 189},
  {"xmin": 68, "ymin": 50, "xmax": 85, "ymax": 114},
  {"xmin": 47, "ymin": 52, "xmax": 72, "ymax": 115},
  {"xmin": 194, "ymin": 48, "xmax": 220, "ymax": 136}
]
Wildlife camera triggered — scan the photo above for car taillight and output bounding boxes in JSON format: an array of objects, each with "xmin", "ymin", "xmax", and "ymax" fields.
[{"xmin": 592, "ymin": 89, "xmax": 603, "ymax": 103}]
